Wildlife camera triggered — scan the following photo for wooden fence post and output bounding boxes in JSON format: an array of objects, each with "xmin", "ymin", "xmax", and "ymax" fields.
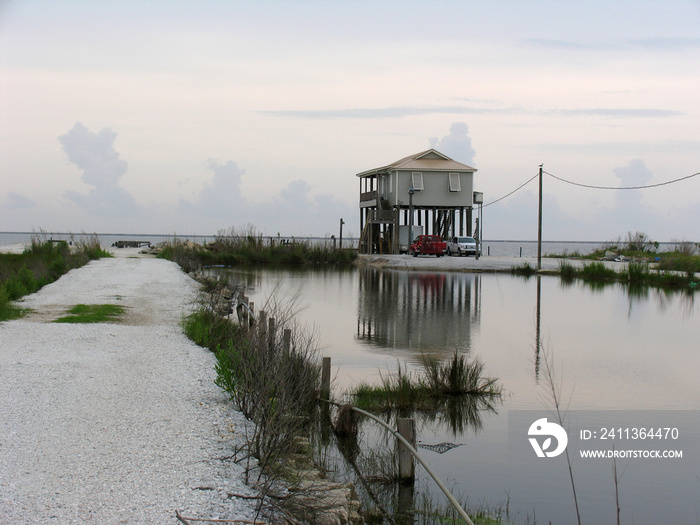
[
  {"xmin": 398, "ymin": 418, "xmax": 416, "ymax": 480},
  {"xmin": 283, "ymin": 328, "xmax": 291, "ymax": 354},
  {"xmin": 321, "ymin": 356, "xmax": 331, "ymax": 401},
  {"xmin": 268, "ymin": 317, "xmax": 276, "ymax": 350}
]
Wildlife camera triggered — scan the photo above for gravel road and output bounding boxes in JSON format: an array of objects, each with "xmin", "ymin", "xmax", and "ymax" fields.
[
  {"xmin": 0, "ymin": 251, "xmax": 260, "ymax": 524},
  {"xmin": 356, "ymin": 253, "xmax": 631, "ymax": 272}
]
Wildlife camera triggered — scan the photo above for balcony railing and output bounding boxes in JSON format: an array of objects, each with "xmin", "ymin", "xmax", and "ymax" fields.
[{"xmin": 360, "ymin": 190, "xmax": 377, "ymax": 203}]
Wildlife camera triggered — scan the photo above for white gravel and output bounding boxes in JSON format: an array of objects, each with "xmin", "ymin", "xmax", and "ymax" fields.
[{"xmin": 0, "ymin": 252, "xmax": 261, "ymax": 524}]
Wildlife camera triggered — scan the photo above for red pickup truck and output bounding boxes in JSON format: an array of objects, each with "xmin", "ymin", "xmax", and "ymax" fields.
[{"xmin": 407, "ymin": 235, "xmax": 447, "ymax": 257}]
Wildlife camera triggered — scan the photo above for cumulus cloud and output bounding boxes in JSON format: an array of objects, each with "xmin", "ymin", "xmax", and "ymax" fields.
[
  {"xmin": 429, "ymin": 122, "xmax": 476, "ymax": 166},
  {"xmin": 58, "ymin": 123, "xmax": 140, "ymax": 216},
  {"xmin": 181, "ymin": 159, "xmax": 247, "ymax": 217},
  {"xmin": 265, "ymin": 179, "xmax": 353, "ymax": 234},
  {"xmin": 605, "ymin": 158, "xmax": 655, "ymax": 233},
  {"xmin": 3, "ymin": 192, "xmax": 36, "ymax": 210},
  {"xmin": 177, "ymin": 160, "xmax": 352, "ymax": 235},
  {"xmin": 613, "ymin": 158, "xmax": 653, "ymax": 186}
]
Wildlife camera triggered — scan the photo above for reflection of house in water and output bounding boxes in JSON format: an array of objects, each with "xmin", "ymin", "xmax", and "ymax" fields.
[{"xmin": 356, "ymin": 267, "xmax": 481, "ymax": 357}]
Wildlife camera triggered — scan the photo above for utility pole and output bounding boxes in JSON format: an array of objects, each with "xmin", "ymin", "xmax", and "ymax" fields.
[
  {"xmin": 339, "ymin": 218, "xmax": 345, "ymax": 250},
  {"xmin": 537, "ymin": 164, "xmax": 543, "ymax": 270},
  {"xmin": 408, "ymin": 187, "xmax": 415, "ymax": 250}
]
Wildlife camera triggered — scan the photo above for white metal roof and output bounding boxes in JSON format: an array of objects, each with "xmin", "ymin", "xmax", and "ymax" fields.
[{"xmin": 356, "ymin": 149, "xmax": 477, "ymax": 178}]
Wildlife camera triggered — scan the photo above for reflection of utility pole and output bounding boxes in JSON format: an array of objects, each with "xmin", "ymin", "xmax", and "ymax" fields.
[
  {"xmin": 535, "ymin": 274, "xmax": 541, "ymax": 381},
  {"xmin": 537, "ymin": 164, "xmax": 543, "ymax": 270},
  {"xmin": 339, "ymin": 218, "xmax": 345, "ymax": 249}
]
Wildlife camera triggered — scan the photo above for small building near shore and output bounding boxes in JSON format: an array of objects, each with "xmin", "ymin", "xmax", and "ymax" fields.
[{"xmin": 357, "ymin": 149, "xmax": 477, "ymax": 254}]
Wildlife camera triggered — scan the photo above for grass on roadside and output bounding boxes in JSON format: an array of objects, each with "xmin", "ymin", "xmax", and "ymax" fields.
[
  {"xmin": 0, "ymin": 234, "xmax": 112, "ymax": 322},
  {"xmin": 54, "ymin": 304, "xmax": 126, "ymax": 323}
]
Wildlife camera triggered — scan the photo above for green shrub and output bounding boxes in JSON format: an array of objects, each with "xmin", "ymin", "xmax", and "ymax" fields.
[
  {"xmin": 49, "ymin": 256, "xmax": 66, "ymax": 280},
  {"xmin": 0, "ymin": 235, "xmax": 111, "ymax": 321},
  {"xmin": 558, "ymin": 260, "xmax": 576, "ymax": 280},
  {"xmin": 658, "ymin": 255, "xmax": 700, "ymax": 274},
  {"xmin": 627, "ymin": 261, "xmax": 650, "ymax": 283},
  {"xmin": 511, "ymin": 262, "xmax": 536, "ymax": 276},
  {"xmin": 0, "ymin": 287, "xmax": 24, "ymax": 321},
  {"xmin": 580, "ymin": 261, "xmax": 617, "ymax": 281}
]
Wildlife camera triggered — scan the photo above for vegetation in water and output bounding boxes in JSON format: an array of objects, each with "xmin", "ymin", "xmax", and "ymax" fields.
[
  {"xmin": 351, "ymin": 352, "xmax": 503, "ymax": 435},
  {"xmin": 533, "ymin": 232, "xmax": 700, "ymax": 289},
  {"xmin": 0, "ymin": 233, "xmax": 111, "ymax": 321},
  {"xmin": 510, "ymin": 262, "xmax": 536, "ymax": 276},
  {"xmin": 556, "ymin": 259, "xmax": 700, "ymax": 289}
]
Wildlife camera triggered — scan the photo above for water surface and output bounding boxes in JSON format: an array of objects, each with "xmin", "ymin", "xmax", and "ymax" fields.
[{"xmin": 208, "ymin": 266, "xmax": 700, "ymax": 523}]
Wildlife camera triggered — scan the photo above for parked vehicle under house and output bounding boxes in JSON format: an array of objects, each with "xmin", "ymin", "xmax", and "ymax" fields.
[{"xmin": 357, "ymin": 149, "xmax": 479, "ymax": 254}]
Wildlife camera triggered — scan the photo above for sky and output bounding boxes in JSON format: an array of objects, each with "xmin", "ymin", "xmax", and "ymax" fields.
[{"xmin": 1, "ymin": 0, "xmax": 699, "ymax": 241}]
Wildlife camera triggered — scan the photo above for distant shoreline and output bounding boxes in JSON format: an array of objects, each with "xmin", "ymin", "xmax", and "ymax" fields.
[{"xmin": 0, "ymin": 231, "xmax": 693, "ymax": 244}]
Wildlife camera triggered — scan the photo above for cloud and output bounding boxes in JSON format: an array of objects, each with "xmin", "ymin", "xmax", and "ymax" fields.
[
  {"xmin": 3, "ymin": 192, "xmax": 36, "ymax": 210},
  {"xmin": 613, "ymin": 158, "xmax": 653, "ymax": 186},
  {"xmin": 261, "ymin": 106, "xmax": 509, "ymax": 120},
  {"xmin": 186, "ymin": 159, "xmax": 247, "ymax": 216},
  {"xmin": 58, "ymin": 123, "xmax": 140, "ymax": 216},
  {"xmin": 547, "ymin": 108, "xmax": 682, "ymax": 118},
  {"xmin": 526, "ymin": 37, "xmax": 700, "ymax": 52},
  {"xmin": 605, "ymin": 159, "xmax": 655, "ymax": 233},
  {"xmin": 479, "ymin": 159, "xmax": 668, "ymax": 241},
  {"xmin": 177, "ymin": 161, "xmax": 353, "ymax": 236},
  {"xmin": 263, "ymin": 179, "xmax": 354, "ymax": 235},
  {"xmin": 262, "ymin": 104, "xmax": 681, "ymax": 120},
  {"xmin": 429, "ymin": 122, "xmax": 476, "ymax": 166}
]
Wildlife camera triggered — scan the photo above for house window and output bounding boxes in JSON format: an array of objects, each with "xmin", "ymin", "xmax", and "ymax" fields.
[
  {"xmin": 449, "ymin": 173, "xmax": 461, "ymax": 192},
  {"xmin": 411, "ymin": 172, "xmax": 424, "ymax": 191}
]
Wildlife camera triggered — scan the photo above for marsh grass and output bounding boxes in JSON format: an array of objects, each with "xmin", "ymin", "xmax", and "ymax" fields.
[
  {"xmin": 510, "ymin": 263, "xmax": 536, "ymax": 276},
  {"xmin": 579, "ymin": 261, "xmax": 617, "ymax": 281},
  {"xmin": 627, "ymin": 261, "xmax": 650, "ymax": 283},
  {"xmin": 352, "ymin": 353, "xmax": 502, "ymax": 415},
  {"xmin": 414, "ymin": 492, "xmax": 508, "ymax": 525},
  {"xmin": 423, "ymin": 352, "xmax": 501, "ymax": 397},
  {"xmin": 657, "ymin": 253, "xmax": 700, "ymax": 274},
  {"xmin": 54, "ymin": 304, "xmax": 126, "ymax": 323},
  {"xmin": 354, "ymin": 363, "xmax": 427, "ymax": 411},
  {"xmin": 160, "ymin": 226, "xmax": 357, "ymax": 269},
  {"xmin": 0, "ymin": 234, "xmax": 111, "ymax": 321},
  {"xmin": 556, "ymin": 259, "xmax": 698, "ymax": 290},
  {"xmin": 558, "ymin": 260, "xmax": 577, "ymax": 281}
]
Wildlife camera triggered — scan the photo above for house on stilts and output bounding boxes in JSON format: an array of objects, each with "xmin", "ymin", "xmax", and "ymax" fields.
[{"xmin": 357, "ymin": 149, "xmax": 478, "ymax": 254}]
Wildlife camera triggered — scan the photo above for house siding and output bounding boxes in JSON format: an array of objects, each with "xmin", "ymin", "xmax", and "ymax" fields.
[{"xmin": 391, "ymin": 170, "xmax": 473, "ymax": 207}]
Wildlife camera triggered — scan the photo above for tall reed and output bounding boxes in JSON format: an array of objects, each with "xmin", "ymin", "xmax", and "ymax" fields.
[{"xmin": 0, "ymin": 234, "xmax": 111, "ymax": 321}]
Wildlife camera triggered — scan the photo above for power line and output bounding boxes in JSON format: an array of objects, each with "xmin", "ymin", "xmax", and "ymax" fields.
[
  {"xmin": 544, "ymin": 170, "xmax": 700, "ymax": 190},
  {"xmin": 478, "ymin": 168, "xmax": 700, "ymax": 210},
  {"xmin": 482, "ymin": 171, "xmax": 539, "ymax": 208}
]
